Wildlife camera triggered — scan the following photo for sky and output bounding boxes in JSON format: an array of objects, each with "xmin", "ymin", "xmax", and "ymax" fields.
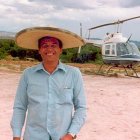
[{"xmin": 0, "ymin": 0, "xmax": 140, "ymax": 41}]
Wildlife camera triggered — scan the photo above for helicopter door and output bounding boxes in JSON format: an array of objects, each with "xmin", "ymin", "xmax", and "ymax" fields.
[{"xmin": 103, "ymin": 44, "xmax": 116, "ymax": 56}]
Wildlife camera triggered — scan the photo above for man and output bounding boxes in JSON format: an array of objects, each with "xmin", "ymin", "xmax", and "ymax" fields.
[{"xmin": 11, "ymin": 27, "xmax": 86, "ymax": 140}]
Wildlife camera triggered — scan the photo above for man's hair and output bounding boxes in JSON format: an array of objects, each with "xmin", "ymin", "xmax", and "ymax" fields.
[{"xmin": 38, "ymin": 36, "xmax": 63, "ymax": 49}]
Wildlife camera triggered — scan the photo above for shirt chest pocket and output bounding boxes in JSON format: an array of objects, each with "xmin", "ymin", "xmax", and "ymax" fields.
[{"xmin": 56, "ymin": 88, "xmax": 73, "ymax": 105}]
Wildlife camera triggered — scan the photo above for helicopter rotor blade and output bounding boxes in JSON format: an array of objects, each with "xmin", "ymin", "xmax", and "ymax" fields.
[
  {"xmin": 119, "ymin": 16, "xmax": 140, "ymax": 23},
  {"xmin": 89, "ymin": 22, "xmax": 117, "ymax": 30},
  {"xmin": 89, "ymin": 16, "xmax": 140, "ymax": 30}
]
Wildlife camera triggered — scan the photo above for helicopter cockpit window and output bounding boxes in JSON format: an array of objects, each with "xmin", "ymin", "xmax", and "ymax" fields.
[
  {"xmin": 128, "ymin": 43, "xmax": 140, "ymax": 55},
  {"xmin": 117, "ymin": 43, "xmax": 140, "ymax": 56},
  {"xmin": 117, "ymin": 43, "xmax": 129, "ymax": 56}
]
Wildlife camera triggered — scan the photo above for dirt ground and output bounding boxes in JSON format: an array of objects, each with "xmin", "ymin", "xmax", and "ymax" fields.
[{"xmin": 0, "ymin": 64, "xmax": 140, "ymax": 140}]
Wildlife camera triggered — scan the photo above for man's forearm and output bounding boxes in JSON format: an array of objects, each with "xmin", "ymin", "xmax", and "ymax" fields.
[{"xmin": 13, "ymin": 137, "xmax": 20, "ymax": 140}]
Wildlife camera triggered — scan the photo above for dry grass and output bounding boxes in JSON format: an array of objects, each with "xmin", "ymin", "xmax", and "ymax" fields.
[
  {"xmin": 0, "ymin": 59, "xmax": 39, "ymax": 72},
  {"xmin": 0, "ymin": 59, "xmax": 140, "ymax": 77}
]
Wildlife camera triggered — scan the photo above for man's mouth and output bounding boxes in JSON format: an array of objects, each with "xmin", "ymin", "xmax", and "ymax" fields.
[{"xmin": 46, "ymin": 53, "xmax": 54, "ymax": 56}]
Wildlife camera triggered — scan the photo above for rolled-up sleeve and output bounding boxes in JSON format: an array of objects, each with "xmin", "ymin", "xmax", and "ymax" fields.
[
  {"xmin": 11, "ymin": 70, "xmax": 28, "ymax": 137},
  {"xmin": 68, "ymin": 68, "xmax": 87, "ymax": 135}
]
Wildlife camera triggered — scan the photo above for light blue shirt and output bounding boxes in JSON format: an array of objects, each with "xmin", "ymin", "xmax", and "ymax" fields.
[{"xmin": 11, "ymin": 62, "xmax": 86, "ymax": 140}]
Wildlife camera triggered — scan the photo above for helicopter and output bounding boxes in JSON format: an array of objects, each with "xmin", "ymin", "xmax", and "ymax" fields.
[{"xmin": 86, "ymin": 16, "xmax": 140, "ymax": 77}]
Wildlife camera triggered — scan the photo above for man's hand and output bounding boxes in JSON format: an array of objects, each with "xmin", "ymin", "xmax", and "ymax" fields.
[
  {"xmin": 13, "ymin": 137, "xmax": 20, "ymax": 140},
  {"xmin": 60, "ymin": 134, "xmax": 74, "ymax": 140}
]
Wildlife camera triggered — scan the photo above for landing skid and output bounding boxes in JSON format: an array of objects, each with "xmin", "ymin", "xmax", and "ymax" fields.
[{"xmin": 97, "ymin": 63, "xmax": 140, "ymax": 78}]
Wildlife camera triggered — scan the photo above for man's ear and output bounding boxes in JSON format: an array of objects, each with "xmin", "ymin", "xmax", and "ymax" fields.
[
  {"xmin": 38, "ymin": 49, "xmax": 41, "ymax": 54},
  {"xmin": 60, "ymin": 48, "xmax": 63, "ymax": 54}
]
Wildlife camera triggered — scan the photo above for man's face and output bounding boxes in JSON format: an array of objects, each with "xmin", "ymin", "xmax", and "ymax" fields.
[{"xmin": 38, "ymin": 38, "xmax": 62, "ymax": 63}]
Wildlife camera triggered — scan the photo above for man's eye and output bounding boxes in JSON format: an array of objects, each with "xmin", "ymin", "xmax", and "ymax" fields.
[
  {"xmin": 41, "ymin": 45, "xmax": 48, "ymax": 48},
  {"xmin": 41, "ymin": 44, "xmax": 58, "ymax": 48},
  {"xmin": 52, "ymin": 45, "xmax": 57, "ymax": 48}
]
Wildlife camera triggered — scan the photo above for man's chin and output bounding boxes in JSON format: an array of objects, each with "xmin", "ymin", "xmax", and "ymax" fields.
[{"xmin": 44, "ymin": 58, "xmax": 59, "ymax": 63}]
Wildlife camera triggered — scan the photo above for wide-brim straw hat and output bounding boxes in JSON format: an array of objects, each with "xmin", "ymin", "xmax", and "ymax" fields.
[{"xmin": 15, "ymin": 26, "xmax": 85, "ymax": 50}]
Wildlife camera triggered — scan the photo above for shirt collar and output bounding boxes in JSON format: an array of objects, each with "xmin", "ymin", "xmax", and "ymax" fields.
[
  {"xmin": 57, "ymin": 61, "xmax": 66, "ymax": 72},
  {"xmin": 34, "ymin": 61, "xmax": 66, "ymax": 73}
]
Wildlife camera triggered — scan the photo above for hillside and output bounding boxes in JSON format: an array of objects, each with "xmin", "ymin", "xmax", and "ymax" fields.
[
  {"xmin": 0, "ymin": 31, "xmax": 15, "ymax": 39},
  {"xmin": 131, "ymin": 40, "xmax": 140, "ymax": 48}
]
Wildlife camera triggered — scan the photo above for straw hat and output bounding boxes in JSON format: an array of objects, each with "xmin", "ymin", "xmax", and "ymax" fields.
[{"xmin": 15, "ymin": 27, "xmax": 85, "ymax": 50}]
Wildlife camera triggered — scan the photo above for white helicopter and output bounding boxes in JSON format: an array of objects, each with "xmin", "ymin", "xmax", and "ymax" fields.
[{"xmin": 86, "ymin": 16, "xmax": 140, "ymax": 77}]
